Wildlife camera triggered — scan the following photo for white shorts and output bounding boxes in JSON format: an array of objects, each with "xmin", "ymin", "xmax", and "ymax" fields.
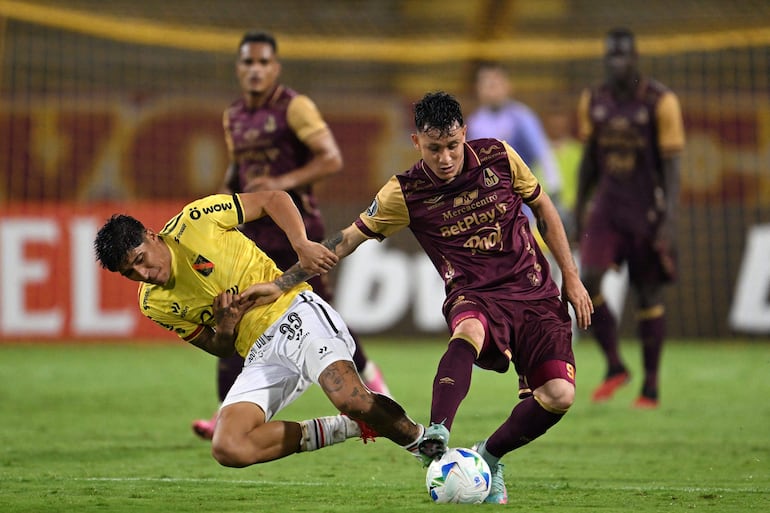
[{"xmin": 220, "ymin": 291, "xmax": 356, "ymax": 421}]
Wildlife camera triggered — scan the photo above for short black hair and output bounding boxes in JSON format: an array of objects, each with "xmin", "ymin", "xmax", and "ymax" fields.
[
  {"xmin": 413, "ymin": 91, "xmax": 464, "ymax": 137},
  {"xmin": 239, "ymin": 30, "xmax": 277, "ymax": 53},
  {"xmin": 605, "ymin": 27, "xmax": 636, "ymax": 55},
  {"xmin": 94, "ymin": 214, "xmax": 146, "ymax": 272}
]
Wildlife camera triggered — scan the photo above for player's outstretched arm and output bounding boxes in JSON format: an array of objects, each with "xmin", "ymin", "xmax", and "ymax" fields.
[
  {"xmin": 275, "ymin": 223, "xmax": 368, "ymax": 290},
  {"xmin": 239, "ymin": 224, "xmax": 370, "ymax": 307},
  {"xmin": 653, "ymin": 154, "xmax": 681, "ymax": 279},
  {"xmin": 530, "ymin": 191, "xmax": 594, "ymax": 329},
  {"xmin": 239, "ymin": 191, "xmax": 338, "ymax": 275}
]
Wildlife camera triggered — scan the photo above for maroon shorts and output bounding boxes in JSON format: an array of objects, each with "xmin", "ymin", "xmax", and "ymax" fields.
[
  {"xmin": 447, "ymin": 294, "xmax": 575, "ymax": 387},
  {"xmin": 580, "ymin": 211, "xmax": 676, "ymax": 285}
]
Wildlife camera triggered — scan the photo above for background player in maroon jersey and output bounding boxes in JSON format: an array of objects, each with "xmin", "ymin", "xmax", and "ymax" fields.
[
  {"xmin": 575, "ymin": 28, "xmax": 685, "ymax": 408},
  {"xmin": 192, "ymin": 30, "xmax": 391, "ymax": 440},
  {"xmin": 240, "ymin": 91, "xmax": 594, "ymax": 504}
]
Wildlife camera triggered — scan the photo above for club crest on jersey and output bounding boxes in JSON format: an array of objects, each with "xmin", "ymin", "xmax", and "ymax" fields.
[
  {"xmin": 192, "ymin": 255, "xmax": 214, "ymax": 276},
  {"xmin": 483, "ymin": 168, "xmax": 500, "ymax": 187}
]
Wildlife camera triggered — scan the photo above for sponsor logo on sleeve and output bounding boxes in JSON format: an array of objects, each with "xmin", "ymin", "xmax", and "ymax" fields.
[{"xmin": 366, "ymin": 198, "xmax": 379, "ymax": 217}]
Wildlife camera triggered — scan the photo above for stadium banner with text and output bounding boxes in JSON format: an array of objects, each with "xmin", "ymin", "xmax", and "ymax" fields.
[
  {"xmin": 1, "ymin": 96, "xmax": 769, "ymax": 339},
  {"xmin": 1, "ymin": 202, "xmax": 769, "ymax": 341},
  {"xmin": 0, "ymin": 202, "xmax": 183, "ymax": 341}
]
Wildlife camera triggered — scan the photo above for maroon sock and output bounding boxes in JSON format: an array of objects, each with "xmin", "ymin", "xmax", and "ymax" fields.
[
  {"xmin": 638, "ymin": 315, "xmax": 665, "ymax": 397},
  {"xmin": 430, "ymin": 338, "xmax": 476, "ymax": 430},
  {"xmin": 485, "ymin": 396, "xmax": 564, "ymax": 456},
  {"xmin": 217, "ymin": 353, "xmax": 244, "ymax": 402},
  {"xmin": 591, "ymin": 303, "xmax": 625, "ymax": 375}
]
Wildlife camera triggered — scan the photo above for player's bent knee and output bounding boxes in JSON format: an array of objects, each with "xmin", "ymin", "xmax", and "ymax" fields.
[
  {"xmin": 211, "ymin": 440, "xmax": 246, "ymax": 468},
  {"xmin": 211, "ymin": 434, "xmax": 260, "ymax": 468},
  {"xmin": 535, "ymin": 379, "xmax": 575, "ymax": 414}
]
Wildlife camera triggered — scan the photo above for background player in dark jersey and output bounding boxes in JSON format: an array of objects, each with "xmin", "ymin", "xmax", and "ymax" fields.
[
  {"xmin": 575, "ymin": 28, "xmax": 685, "ymax": 408},
  {"xmin": 193, "ymin": 31, "xmax": 391, "ymax": 439},
  {"xmin": 242, "ymin": 92, "xmax": 594, "ymax": 505}
]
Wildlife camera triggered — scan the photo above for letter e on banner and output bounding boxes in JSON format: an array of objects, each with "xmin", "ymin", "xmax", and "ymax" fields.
[{"xmin": 0, "ymin": 219, "xmax": 63, "ymax": 335}]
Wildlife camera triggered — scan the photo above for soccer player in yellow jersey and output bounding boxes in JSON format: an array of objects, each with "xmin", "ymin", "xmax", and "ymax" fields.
[{"xmin": 94, "ymin": 191, "xmax": 427, "ymax": 468}]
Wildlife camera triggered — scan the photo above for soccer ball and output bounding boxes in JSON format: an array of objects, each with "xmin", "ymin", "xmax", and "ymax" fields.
[{"xmin": 425, "ymin": 447, "xmax": 491, "ymax": 504}]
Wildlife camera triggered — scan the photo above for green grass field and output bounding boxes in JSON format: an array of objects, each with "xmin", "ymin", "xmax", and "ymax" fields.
[{"xmin": 1, "ymin": 338, "xmax": 768, "ymax": 512}]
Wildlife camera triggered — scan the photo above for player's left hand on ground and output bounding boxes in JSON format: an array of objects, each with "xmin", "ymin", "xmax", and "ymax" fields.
[
  {"xmin": 294, "ymin": 240, "xmax": 338, "ymax": 275},
  {"xmin": 562, "ymin": 275, "xmax": 594, "ymax": 330}
]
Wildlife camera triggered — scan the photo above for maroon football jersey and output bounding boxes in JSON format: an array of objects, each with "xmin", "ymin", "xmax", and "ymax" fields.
[
  {"xmin": 580, "ymin": 78, "xmax": 684, "ymax": 236},
  {"xmin": 355, "ymin": 138, "xmax": 561, "ymax": 316},
  {"xmin": 223, "ymin": 85, "xmax": 326, "ymax": 260}
]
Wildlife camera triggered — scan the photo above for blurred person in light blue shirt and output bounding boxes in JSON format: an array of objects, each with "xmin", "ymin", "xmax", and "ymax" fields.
[{"xmin": 467, "ymin": 62, "xmax": 564, "ymax": 221}]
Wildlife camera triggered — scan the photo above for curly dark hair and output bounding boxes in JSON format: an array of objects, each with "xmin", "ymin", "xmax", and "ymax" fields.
[
  {"xmin": 413, "ymin": 91, "xmax": 464, "ymax": 138},
  {"xmin": 94, "ymin": 214, "xmax": 146, "ymax": 272}
]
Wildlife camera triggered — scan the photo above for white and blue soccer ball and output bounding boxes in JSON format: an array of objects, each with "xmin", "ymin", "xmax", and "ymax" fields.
[{"xmin": 425, "ymin": 447, "xmax": 491, "ymax": 504}]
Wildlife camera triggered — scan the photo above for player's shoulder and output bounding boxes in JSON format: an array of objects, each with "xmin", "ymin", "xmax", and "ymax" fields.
[
  {"xmin": 644, "ymin": 77, "xmax": 673, "ymax": 94},
  {"xmin": 224, "ymin": 96, "xmax": 247, "ymax": 115},
  {"xmin": 640, "ymin": 77, "xmax": 678, "ymax": 104},
  {"xmin": 278, "ymin": 84, "xmax": 300, "ymax": 98},
  {"xmin": 174, "ymin": 194, "xmax": 241, "ymax": 225},
  {"xmin": 274, "ymin": 85, "xmax": 303, "ymax": 108},
  {"xmin": 510, "ymin": 99, "xmax": 538, "ymax": 118},
  {"xmin": 466, "ymin": 138, "xmax": 509, "ymax": 166},
  {"xmin": 588, "ymin": 81, "xmax": 613, "ymax": 101},
  {"xmin": 138, "ymin": 282, "xmax": 160, "ymax": 315}
]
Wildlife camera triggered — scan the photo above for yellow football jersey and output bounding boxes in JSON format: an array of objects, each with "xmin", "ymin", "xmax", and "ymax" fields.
[{"xmin": 138, "ymin": 193, "xmax": 310, "ymax": 357}]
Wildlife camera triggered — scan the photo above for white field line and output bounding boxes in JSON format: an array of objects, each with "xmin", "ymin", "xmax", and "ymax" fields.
[{"xmin": 44, "ymin": 477, "xmax": 767, "ymax": 494}]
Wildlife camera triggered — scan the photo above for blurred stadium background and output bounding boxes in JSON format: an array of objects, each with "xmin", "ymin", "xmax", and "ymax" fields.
[{"xmin": 1, "ymin": 0, "xmax": 769, "ymax": 341}]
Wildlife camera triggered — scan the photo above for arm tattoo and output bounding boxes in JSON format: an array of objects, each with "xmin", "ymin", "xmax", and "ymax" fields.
[
  {"xmin": 273, "ymin": 231, "xmax": 344, "ymax": 292},
  {"xmin": 322, "ymin": 231, "xmax": 343, "ymax": 251},
  {"xmin": 274, "ymin": 263, "xmax": 315, "ymax": 291},
  {"xmin": 537, "ymin": 216, "xmax": 548, "ymax": 238}
]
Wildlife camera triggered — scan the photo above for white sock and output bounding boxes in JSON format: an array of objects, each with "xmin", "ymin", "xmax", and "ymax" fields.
[
  {"xmin": 475, "ymin": 439, "xmax": 500, "ymax": 468},
  {"xmin": 404, "ymin": 424, "xmax": 426, "ymax": 457},
  {"xmin": 299, "ymin": 415, "xmax": 361, "ymax": 452}
]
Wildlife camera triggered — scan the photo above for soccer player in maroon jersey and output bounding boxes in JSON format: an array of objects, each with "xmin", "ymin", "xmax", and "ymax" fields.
[
  {"xmin": 192, "ymin": 31, "xmax": 391, "ymax": 440},
  {"xmin": 241, "ymin": 91, "xmax": 594, "ymax": 504},
  {"xmin": 575, "ymin": 28, "xmax": 685, "ymax": 408}
]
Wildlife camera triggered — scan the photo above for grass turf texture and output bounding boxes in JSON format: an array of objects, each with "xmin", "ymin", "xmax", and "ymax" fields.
[{"xmin": 1, "ymin": 338, "xmax": 768, "ymax": 512}]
